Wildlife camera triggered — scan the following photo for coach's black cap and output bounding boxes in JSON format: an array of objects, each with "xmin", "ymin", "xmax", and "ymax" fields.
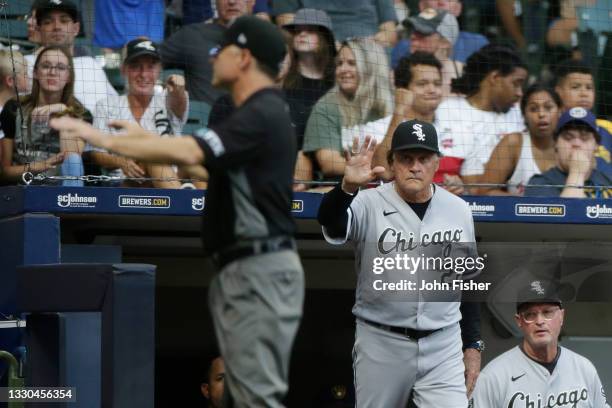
[
  {"xmin": 213, "ymin": 16, "xmax": 287, "ymax": 76},
  {"xmin": 35, "ymin": 0, "xmax": 78, "ymax": 23},
  {"xmin": 516, "ymin": 280, "xmax": 563, "ymax": 312},
  {"xmin": 123, "ymin": 38, "xmax": 161, "ymax": 64},
  {"xmin": 391, "ymin": 119, "xmax": 441, "ymax": 154}
]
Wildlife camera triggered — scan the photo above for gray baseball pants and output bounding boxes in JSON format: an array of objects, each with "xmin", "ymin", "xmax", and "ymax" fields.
[
  {"xmin": 208, "ymin": 249, "xmax": 304, "ymax": 408},
  {"xmin": 353, "ymin": 319, "xmax": 467, "ymax": 408}
]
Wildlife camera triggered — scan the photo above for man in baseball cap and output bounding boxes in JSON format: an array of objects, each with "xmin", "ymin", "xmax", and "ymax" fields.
[
  {"xmin": 403, "ymin": 8, "xmax": 460, "ymax": 96},
  {"xmin": 122, "ymin": 38, "xmax": 161, "ymax": 64},
  {"xmin": 471, "ymin": 280, "xmax": 609, "ymax": 408},
  {"xmin": 318, "ymin": 118, "xmax": 482, "ymax": 405},
  {"xmin": 515, "ymin": 279, "xmax": 563, "ymax": 312},
  {"xmin": 210, "ymin": 15, "xmax": 287, "ymax": 81},
  {"xmin": 404, "ymin": 8, "xmax": 459, "ymax": 49},
  {"xmin": 34, "ymin": 0, "xmax": 78, "ymax": 23},
  {"xmin": 554, "ymin": 106, "xmax": 601, "ymax": 143},
  {"xmin": 390, "ymin": 119, "xmax": 441, "ymax": 154},
  {"xmin": 527, "ymin": 106, "xmax": 612, "ymax": 198}
]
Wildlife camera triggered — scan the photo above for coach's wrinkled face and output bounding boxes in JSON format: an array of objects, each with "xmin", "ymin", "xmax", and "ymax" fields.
[
  {"xmin": 390, "ymin": 149, "xmax": 439, "ymax": 200},
  {"xmin": 515, "ymin": 303, "xmax": 564, "ymax": 351}
]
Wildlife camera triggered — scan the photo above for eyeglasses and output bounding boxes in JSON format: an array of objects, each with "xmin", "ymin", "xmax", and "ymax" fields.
[
  {"xmin": 38, "ymin": 63, "xmax": 70, "ymax": 73},
  {"xmin": 519, "ymin": 308, "xmax": 560, "ymax": 323}
]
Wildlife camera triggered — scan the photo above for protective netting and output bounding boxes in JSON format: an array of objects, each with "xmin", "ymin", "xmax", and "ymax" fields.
[{"xmin": 0, "ymin": 0, "xmax": 610, "ymax": 196}]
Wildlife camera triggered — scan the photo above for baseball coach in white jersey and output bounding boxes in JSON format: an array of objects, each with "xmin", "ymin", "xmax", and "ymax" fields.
[
  {"xmin": 471, "ymin": 280, "xmax": 610, "ymax": 408},
  {"xmin": 317, "ymin": 120, "xmax": 485, "ymax": 407}
]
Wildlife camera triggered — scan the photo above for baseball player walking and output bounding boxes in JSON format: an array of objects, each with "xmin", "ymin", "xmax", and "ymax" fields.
[
  {"xmin": 471, "ymin": 280, "xmax": 610, "ymax": 407},
  {"xmin": 317, "ymin": 120, "xmax": 483, "ymax": 407},
  {"xmin": 51, "ymin": 16, "xmax": 303, "ymax": 408}
]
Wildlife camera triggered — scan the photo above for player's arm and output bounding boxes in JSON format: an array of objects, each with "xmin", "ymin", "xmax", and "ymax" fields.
[{"xmin": 51, "ymin": 117, "xmax": 204, "ymax": 166}]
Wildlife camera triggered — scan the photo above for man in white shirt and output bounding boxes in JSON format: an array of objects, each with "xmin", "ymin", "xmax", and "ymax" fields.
[
  {"xmin": 436, "ymin": 45, "xmax": 527, "ymax": 191},
  {"xmin": 25, "ymin": 0, "xmax": 118, "ymax": 114}
]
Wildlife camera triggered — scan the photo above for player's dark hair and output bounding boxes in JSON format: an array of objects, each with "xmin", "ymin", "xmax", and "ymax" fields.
[
  {"xmin": 451, "ymin": 44, "xmax": 526, "ymax": 96},
  {"xmin": 553, "ymin": 59, "xmax": 593, "ymax": 86},
  {"xmin": 394, "ymin": 52, "xmax": 442, "ymax": 89},
  {"xmin": 520, "ymin": 83, "xmax": 562, "ymax": 114}
]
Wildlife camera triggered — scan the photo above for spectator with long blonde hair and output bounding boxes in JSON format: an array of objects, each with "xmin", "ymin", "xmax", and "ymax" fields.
[{"xmin": 303, "ymin": 38, "xmax": 393, "ymax": 180}]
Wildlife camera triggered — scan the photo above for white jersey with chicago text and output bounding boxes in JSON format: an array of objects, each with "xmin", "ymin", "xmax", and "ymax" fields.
[
  {"xmin": 471, "ymin": 346, "xmax": 610, "ymax": 408},
  {"xmin": 322, "ymin": 182, "xmax": 478, "ymax": 330},
  {"xmin": 436, "ymin": 96, "xmax": 525, "ymax": 176}
]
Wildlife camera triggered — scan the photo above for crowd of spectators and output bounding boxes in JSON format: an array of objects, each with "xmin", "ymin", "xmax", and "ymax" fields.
[{"xmin": 0, "ymin": 0, "xmax": 610, "ymax": 198}]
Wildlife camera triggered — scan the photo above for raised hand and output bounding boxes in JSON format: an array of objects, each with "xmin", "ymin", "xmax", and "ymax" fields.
[
  {"xmin": 165, "ymin": 74, "xmax": 186, "ymax": 97},
  {"xmin": 393, "ymin": 88, "xmax": 414, "ymax": 117},
  {"xmin": 567, "ymin": 147, "xmax": 594, "ymax": 179},
  {"xmin": 342, "ymin": 135, "xmax": 386, "ymax": 193}
]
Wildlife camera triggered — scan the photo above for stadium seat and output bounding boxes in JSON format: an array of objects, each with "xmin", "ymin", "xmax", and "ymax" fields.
[
  {"xmin": 1, "ymin": 19, "xmax": 28, "ymax": 42},
  {"xmin": 183, "ymin": 100, "xmax": 212, "ymax": 135},
  {"xmin": 5, "ymin": 0, "xmax": 30, "ymax": 16}
]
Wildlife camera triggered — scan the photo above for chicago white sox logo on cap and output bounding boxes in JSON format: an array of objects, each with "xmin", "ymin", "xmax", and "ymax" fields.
[
  {"xmin": 238, "ymin": 33, "xmax": 248, "ymax": 45},
  {"xmin": 412, "ymin": 124, "xmax": 425, "ymax": 141},
  {"xmin": 50, "ymin": 0, "xmax": 62, "ymax": 4},
  {"xmin": 135, "ymin": 41, "xmax": 155, "ymax": 51},
  {"xmin": 569, "ymin": 107, "xmax": 588, "ymax": 118},
  {"xmin": 530, "ymin": 280, "xmax": 545, "ymax": 295}
]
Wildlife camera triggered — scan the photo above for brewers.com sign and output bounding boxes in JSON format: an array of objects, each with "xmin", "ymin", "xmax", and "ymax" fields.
[
  {"xmin": 515, "ymin": 204, "xmax": 566, "ymax": 217},
  {"xmin": 118, "ymin": 195, "xmax": 171, "ymax": 209}
]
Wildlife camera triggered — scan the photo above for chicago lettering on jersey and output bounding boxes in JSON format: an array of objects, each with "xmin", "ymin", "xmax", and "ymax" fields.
[
  {"xmin": 507, "ymin": 387, "xmax": 588, "ymax": 408},
  {"xmin": 377, "ymin": 227, "xmax": 464, "ymax": 255}
]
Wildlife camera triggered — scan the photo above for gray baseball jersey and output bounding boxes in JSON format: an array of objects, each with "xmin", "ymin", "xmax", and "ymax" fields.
[
  {"xmin": 472, "ymin": 346, "xmax": 610, "ymax": 408},
  {"xmin": 323, "ymin": 182, "xmax": 478, "ymax": 330}
]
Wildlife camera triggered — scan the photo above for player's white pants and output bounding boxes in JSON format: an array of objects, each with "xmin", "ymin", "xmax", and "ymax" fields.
[{"xmin": 353, "ymin": 319, "xmax": 468, "ymax": 408}]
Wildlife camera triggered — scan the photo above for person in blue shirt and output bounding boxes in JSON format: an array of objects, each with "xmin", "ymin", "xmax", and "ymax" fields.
[
  {"xmin": 391, "ymin": 0, "xmax": 488, "ymax": 68},
  {"xmin": 526, "ymin": 107, "xmax": 612, "ymax": 198},
  {"xmin": 94, "ymin": 0, "xmax": 165, "ymax": 50},
  {"xmin": 553, "ymin": 59, "xmax": 612, "ymax": 176}
]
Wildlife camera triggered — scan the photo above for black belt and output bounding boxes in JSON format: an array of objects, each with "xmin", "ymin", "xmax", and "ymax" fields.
[
  {"xmin": 362, "ymin": 319, "xmax": 440, "ymax": 340},
  {"xmin": 212, "ymin": 236, "xmax": 296, "ymax": 268}
]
